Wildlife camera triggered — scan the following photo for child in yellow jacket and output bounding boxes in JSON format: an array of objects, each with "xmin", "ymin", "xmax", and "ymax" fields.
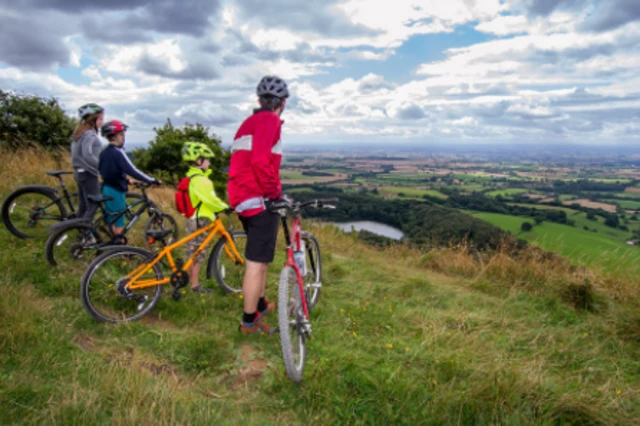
[{"xmin": 181, "ymin": 141, "xmax": 229, "ymax": 293}]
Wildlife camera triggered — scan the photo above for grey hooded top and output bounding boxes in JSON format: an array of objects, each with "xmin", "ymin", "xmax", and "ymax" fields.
[{"xmin": 71, "ymin": 129, "xmax": 102, "ymax": 176}]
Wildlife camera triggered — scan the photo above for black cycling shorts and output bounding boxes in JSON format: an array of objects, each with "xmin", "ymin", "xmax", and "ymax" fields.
[{"xmin": 239, "ymin": 210, "xmax": 280, "ymax": 263}]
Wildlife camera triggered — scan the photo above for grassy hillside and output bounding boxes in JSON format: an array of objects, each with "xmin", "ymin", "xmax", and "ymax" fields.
[
  {"xmin": 473, "ymin": 211, "xmax": 638, "ymax": 275},
  {"xmin": 2, "ymin": 149, "xmax": 640, "ymax": 425}
]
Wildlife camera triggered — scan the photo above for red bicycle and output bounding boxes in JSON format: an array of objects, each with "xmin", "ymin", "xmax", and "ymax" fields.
[{"xmin": 269, "ymin": 197, "xmax": 337, "ymax": 383}]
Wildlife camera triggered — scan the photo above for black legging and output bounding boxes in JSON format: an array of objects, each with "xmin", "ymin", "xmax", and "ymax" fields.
[{"xmin": 74, "ymin": 171, "xmax": 100, "ymax": 220}]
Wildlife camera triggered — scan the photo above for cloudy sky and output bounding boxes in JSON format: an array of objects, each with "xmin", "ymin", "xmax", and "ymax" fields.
[{"xmin": 1, "ymin": 0, "xmax": 639, "ymax": 148}]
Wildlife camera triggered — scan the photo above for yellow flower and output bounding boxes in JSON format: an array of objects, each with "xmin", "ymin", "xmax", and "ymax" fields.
[
  {"xmin": 433, "ymin": 380, "xmax": 438, "ymax": 385},
  {"xmin": 405, "ymin": 347, "xmax": 410, "ymax": 352},
  {"xmin": 239, "ymin": 294, "xmax": 243, "ymax": 300},
  {"xmin": 340, "ymin": 309, "xmax": 345, "ymax": 313},
  {"xmin": 352, "ymin": 331, "xmax": 357, "ymax": 337},
  {"xmin": 583, "ymin": 332, "xmax": 588, "ymax": 337},
  {"xmin": 386, "ymin": 343, "xmax": 393, "ymax": 349},
  {"xmin": 435, "ymin": 360, "xmax": 440, "ymax": 364},
  {"xmin": 617, "ymin": 389, "xmax": 622, "ymax": 395}
]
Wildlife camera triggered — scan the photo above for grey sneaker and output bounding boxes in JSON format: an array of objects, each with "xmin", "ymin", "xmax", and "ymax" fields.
[{"xmin": 192, "ymin": 285, "xmax": 213, "ymax": 294}]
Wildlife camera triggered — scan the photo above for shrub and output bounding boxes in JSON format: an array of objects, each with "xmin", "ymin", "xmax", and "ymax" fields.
[
  {"xmin": 0, "ymin": 89, "xmax": 76, "ymax": 150},
  {"xmin": 133, "ymin": 119, "xmax": 229, "ymax": 193},
  {"xmin": 521, "ymin": 222, "xmax": 533, "ymax": 232}
]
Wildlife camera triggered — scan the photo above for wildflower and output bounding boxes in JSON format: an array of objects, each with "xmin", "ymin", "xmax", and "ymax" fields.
[
  {"xmin": 433, "ymin": 380, "xmax": 438, "ymax": 385},
  {"xmin": 435, "ymin": 359, "xmax": 440, "ymax": 364},
  {"xmin": 583, "ymin": 333, "xmax": 588, "ymax": 337},
  {"xmin": 340, "ymin": 309, "xmax": 345, "ymax": 314},
  {"xmin": 405, "ymin": 347, "xmax": 409, "ymax": 352},
  {"xmin": 352, "ymin": 331, "xmax": 357, "ymax": 337},
  {"xmin": 386, "ymin": 343, "xmax": 393, "ymax": 349},
  {"xmin": 617, "ymin": 390, "xmax": 622, "ymax": 395},
  {"xmin": 239, "ymin": 294, "xmax": 243, "ymax": 300}
]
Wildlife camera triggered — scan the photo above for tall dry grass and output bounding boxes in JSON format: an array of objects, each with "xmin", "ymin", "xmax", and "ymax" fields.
[{"xmin": 0, "ymin": 147, "xmax": 73, "ymax": 196}]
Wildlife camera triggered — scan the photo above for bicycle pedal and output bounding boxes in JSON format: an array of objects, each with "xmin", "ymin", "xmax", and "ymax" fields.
[
  {"xmin": 136, "ymin": 295, "xmax": 149, "ymax": 311},
  {"xmin": 172, "ymin": 290, "xmax": 182, "ymax": 301}
]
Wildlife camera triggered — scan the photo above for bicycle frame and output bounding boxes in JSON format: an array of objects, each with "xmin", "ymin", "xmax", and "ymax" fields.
[
  {"xmin": 53, "ymin": 175, "xmax": 77, "ymax": 215},
  {"xmin": 125, "ymin": 217, "xmax": 243, "ymax": 290},
  {"xmin": 280, "ymin": 212, "xmax": 311, "ymax": 319}
]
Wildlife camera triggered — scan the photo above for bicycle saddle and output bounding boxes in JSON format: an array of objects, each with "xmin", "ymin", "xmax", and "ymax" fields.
[
  {"xmin": 87, "ymin": 194, "xmax": 113, "ymax": 203},
  {"xmin": 145, "ymin": 229, "xmax": 174, "ymax": 240},
  {"xmin": 46, "ymin": 170, "xmax": 73, "ymax": 177}
]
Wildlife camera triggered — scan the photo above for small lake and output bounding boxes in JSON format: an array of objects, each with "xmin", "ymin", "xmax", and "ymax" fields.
[{"xmin": 333, "ymin": 221, "xmax": 404, "ymax": 241}]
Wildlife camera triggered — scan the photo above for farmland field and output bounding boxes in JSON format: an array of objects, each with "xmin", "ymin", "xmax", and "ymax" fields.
[{"xmin": 473, "ymin": 212, "xmax": 638, "ymax": 274}]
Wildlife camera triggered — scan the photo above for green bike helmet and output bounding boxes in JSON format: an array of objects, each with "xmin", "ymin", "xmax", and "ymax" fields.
[
  {"xmin": 182, "ymin": 141, "xmax": 215, "ymax": 162},
  {"xmin": 78, "ymin": 103, "xmax": 104, "ymax": 119}
]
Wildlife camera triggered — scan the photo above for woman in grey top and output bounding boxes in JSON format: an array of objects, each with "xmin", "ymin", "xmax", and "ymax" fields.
[{"xmin": 71, "ymin": 103, "xmax": 104, "ymax": 220}]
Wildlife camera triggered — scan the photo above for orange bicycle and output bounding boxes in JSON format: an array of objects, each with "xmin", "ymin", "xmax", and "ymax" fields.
[{"xmin": 80, "ymin": 212, "xmax": 245, "ymax": 322}]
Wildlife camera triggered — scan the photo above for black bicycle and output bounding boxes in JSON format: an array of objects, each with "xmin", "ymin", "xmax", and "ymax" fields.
[
  {"xmin": 1, "ymin": 170, "xmax": 141, "ymax": 239},
  {"xmin": 44, "ymin": 182, "xmax": 177, "ymax": 271}
]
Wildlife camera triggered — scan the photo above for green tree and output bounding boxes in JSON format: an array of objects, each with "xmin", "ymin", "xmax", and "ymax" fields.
[
  {"xmin": 133, "ymin": 119, "xmax": 230, "ymax": 195},
  {"xmin": 0, "ymin": 89, "xmax": 77, "ymax": 150},
  {"xmin": 521, "ymin": 222, "xmax": 533, "ymax": 232}
]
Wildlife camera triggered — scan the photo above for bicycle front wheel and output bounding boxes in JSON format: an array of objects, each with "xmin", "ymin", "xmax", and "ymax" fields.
[
  {"xmin": 80, "ymin": 247, "xmax": 163, "ymax": 323},
  {"xmin": 2, "ymin": 187, "xmax": 67, "ymax": 238},
  {"xmin": 278, "ymin": 265, "xmax": 307, "ymax": 383},
  {"xmin": 208, "ymin": 230, "xmax": 246, "ymax": 294},
  {"xmin": 302, "ymin": 232, "xmax": 322, "ymax": 309},
  {"xmin": 45, "ymin": 222, "xmax": 106, "ymax": 271}
]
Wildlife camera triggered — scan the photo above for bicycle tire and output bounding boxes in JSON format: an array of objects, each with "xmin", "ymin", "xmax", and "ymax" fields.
[
  {"xmin": 45, "ymin": 221, "xmax": 105, "ymax": 267},
  {"xmin": 143, "ymin": 212, "xmax": 179, "ymax": 250},
  {"xmin": 301, "ymin": 232, "xmax": 322, "ymax": 309},
  {"xmin": 208, "ymin": 230, "xmax": 246, "ymax": 294},
  {"xmin": 80, "ymin": 246, "xmax": 163, "ymax": 323},
  {"xmin": 2, "ymin": 186, "xmax": 68, "ymax": 239},
  {"xmin": 278, "ymin": 265, "xmax": 307, "ymax": 383}
]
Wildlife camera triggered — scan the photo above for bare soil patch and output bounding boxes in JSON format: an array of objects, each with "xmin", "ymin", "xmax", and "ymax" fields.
[
  {"xmin": 234, "ymin": 344, "xmax": 269, "ymax": 388},
  {"xmin": 624, "ymin": 187, "xmax": 640, "ymax": 194},
  {"xmin": 563, "ymin": 199, "xmax": 617, "ymax": 212}
]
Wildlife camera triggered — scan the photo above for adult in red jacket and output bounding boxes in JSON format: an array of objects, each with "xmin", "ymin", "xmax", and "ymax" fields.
[{"xmin": 228, "ymin": 76, "xmax": 289, "ymax": 334}]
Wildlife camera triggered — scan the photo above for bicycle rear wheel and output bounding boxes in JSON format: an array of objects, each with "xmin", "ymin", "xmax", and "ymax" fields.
[
  {"xmin": 45, "ymin": 222, "xmax": 106, "ymax": 271},
  {"xmin": 143, "ymin": 212, "xmax": 179, "ymax": 250},
  {"xmin": 2, "ymin": 187, "xmax": 67, "ymax": 238},
  {"xmin": 80, "ymin": 247, "xmax": 163, "ymax": 323},
  {"xmin": 302, "ymin": 232, "xmax": 322, "ymax": 309},
  {"xmin": 278, "ymin": 265, "xmax": 307, "ymax": 383},
  {"xmin": 208, "ymin": 231, "xmax": 246, "ymax": 294}
]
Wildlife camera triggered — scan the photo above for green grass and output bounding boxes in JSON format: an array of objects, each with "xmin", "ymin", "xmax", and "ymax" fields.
[
  {"xmin": 3, "ymin": 220, "xmax": 640, "ymax": 424},
  {"xmin": 506, "ymin": 203, "xmax": 577, "ymax": 213},
  {"xmin": 3, "ymin": 151, "xmax": 640, "ymax": 424},
  {"xmin": 280, "ymin": 171, "xmax": 318, "ymax": 181},
  {"xmin": 485, "ymin": 188, "xmax": 528, "ymax": 198},
  {"xmin": 472, "ymin": 212, "xmax": 533, "ymax": 234},
  {"xmin": 473, "ymin": 211, "xmax": 637, "ymax": 274},
  {"xmin": 613, "ymin": 192, "xmax": 640, "ymax": 199},
  {"xmin": 380, "ymin": 187, "xmax": 447, "ymax": 199},
  {"xmin": 604, "ymin": 199, "xmax": 640, "ymax": 210}
]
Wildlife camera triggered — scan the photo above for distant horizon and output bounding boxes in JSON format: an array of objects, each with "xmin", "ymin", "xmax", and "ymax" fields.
[{"xmin": 2, "ymin": 1, "xmax": 638, "ymax": 148}]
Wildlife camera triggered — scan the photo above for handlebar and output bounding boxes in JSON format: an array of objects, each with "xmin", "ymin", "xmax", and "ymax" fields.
[
  {"xmin": 268, "ymin": 198, "xmax": 338, "ymax": 213},
  {"xmin": 133, "ymin": 181, "xmax": 160, "ymax": 189}
]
